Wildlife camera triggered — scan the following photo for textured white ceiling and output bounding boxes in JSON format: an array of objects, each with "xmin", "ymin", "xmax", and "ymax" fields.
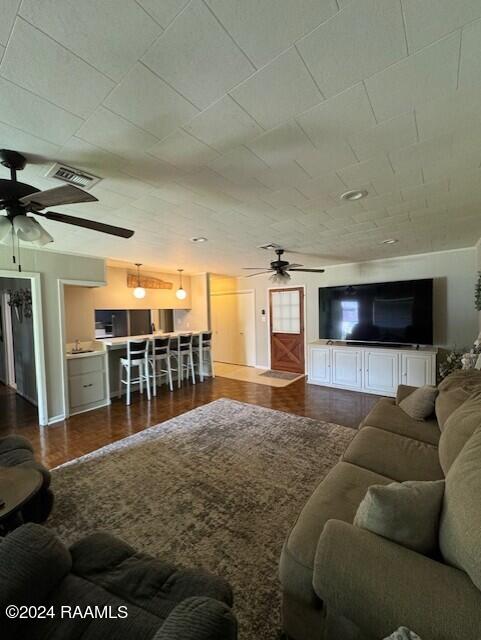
[{"xmin": 0, "ymin": 0, "xmax": 480, "ymax": 274}]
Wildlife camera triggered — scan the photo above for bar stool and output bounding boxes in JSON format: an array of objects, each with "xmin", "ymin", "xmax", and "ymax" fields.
[
  {"xmin": 170, "ymin": 334, "xmax": 196, "ymax": 388},
  {"xmin": 148, "ymin": 336, "xmax": 173, "ymax": 395},
  {"xmin": 192, "ymin": 331, "xmax": 215, "ymax": 382},
  {"xmin": 118, "ymin": 339, "xmax": 150, "ymax": 405}
]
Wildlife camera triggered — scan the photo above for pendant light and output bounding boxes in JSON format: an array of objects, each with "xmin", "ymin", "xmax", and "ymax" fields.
[
  {"xmin": 176, "ymin": 268, "xmax": 187, "ymax": 300},
  {"xmin": 133, "ymin": 263, "xmax": 146, "ymax": 299}
]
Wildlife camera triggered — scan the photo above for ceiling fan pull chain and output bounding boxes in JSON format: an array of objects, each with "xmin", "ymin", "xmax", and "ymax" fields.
[
  {"xmin": 17, "ymin": 232, "xmax": 22, "ymax": 272},
  {"xmin": 11, "ymin": 225, "xmax": 16, "ymax": 268}
]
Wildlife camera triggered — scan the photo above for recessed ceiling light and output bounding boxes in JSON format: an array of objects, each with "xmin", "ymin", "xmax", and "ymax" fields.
[
  {"xmin": 191, "ymin": 236, "xmax": 208, "ymax": 243},
  {"xmin": 381, "ymin": 238, "xmax": 398, "ymax": 245},
  {"xmin": 340, "ymin": 189, "xmax": 368, "ymax": 201}
]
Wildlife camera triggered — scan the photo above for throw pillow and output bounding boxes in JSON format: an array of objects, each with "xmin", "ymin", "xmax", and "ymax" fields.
[
  {"xmin": 399, "ymin": 385, "xmax": 438, "ymax": 420},
  {"xmin": 354, "ymin": 479, "xmax": 445, "ymax": 554},
  {"xmin": 383, "ymin": 628, "xmax": 421, "ymax": 640}
]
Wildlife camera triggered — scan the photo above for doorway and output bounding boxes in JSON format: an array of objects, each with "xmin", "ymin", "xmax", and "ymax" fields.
[
  {"xmin": 210, "ymin": 290, "xmax": 256, "ymax": 366},
  {"xmin": 0, "ymin": 272, "xmax": 47, "ymax": 426},
  {"xmin": 0, "ymin": 279, "xmax": 38, "ymax": 414},
  {"xmin": 269, "ymin": 287, "xmax": 305, "ymax": 374}
]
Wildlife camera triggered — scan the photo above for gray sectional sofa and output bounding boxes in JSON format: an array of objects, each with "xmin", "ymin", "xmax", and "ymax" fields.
[{"xmin": 280, "ymin": 369, "xmax": 481, "ymax": 640}]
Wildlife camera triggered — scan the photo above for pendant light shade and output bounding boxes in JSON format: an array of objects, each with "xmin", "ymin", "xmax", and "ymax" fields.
[
  {"xmin": 176, "ymin": 269, "xmax": 187, "ymax": 300},
  {"xmin": 133, "ymin": 263, "xmax": 146, "ymax": 299}
]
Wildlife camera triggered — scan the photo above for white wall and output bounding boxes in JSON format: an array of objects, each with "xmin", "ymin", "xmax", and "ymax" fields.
[
  {"xmin": 238, "ymin": 248, "xmax": 478, "ymax": 368},
  {"xmin": 64, "ymin": 285, "xmax": 96, "ymax": 342},
  {"xmin": 173, "ymin": 273, "xmax": 210, "ymax": 332},
  {"xmin": 0, "ymin": 246, "xmax": 105, "ymax": 421}
]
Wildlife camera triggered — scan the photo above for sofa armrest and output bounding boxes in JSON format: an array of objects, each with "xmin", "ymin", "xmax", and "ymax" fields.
[
  {"xmin": 152, "ymin": 597, "xmax": 237, "ymax": 640},
  {"xmin": 395, "ymin": 385, "xmax": 417, "ymax": 405},
  {"xmin": 0, "ymin": 524, "xmax": 71, "ymax": 606},
  {"xmin": 314, "ymin": 520, "xmax": 481, "ymax": 640}
]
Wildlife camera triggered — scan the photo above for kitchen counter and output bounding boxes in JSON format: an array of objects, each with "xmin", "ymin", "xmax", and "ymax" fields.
[
  {"xmin": 99, "ymin": 331, "xmax": 202, "ymax": 349},
  {"xmin": 65, "ymin": 341, "xmax": 106, "ymax": 360}
]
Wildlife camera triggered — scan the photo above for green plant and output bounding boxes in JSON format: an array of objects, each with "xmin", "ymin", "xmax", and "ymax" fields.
[
  {"xmin": 476, "ymin": 271, "xmax": 481, "ymax": 311},
  {"xmin": 439, "ymin": 348, "xmax": 464, "ymax": 380}
]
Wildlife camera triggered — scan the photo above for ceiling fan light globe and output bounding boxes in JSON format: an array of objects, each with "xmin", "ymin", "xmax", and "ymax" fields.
[
  {"xmin": 270, "ymin": 271, "xmax": 291, "ymax": 284},
  {"xmin": 32, "ymin": 226, "xmax": 54, "ymax": 246},
  {"xmin": 0, "ymin": 216, "xmax": 12, "ymax": 243},
  {"xmin": 176, "ymin": 288, "xmax": 187, "ymax": 300},
  {"xmin": 133, "ymin": 286, "xmax": 146, "ymax": 299},
  {"xmin": 13, "ymin": 216, "xmax": 42, "ymax": 241}
]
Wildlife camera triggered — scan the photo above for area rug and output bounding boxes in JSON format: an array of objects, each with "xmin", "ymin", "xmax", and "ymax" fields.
[
  {"xmin": 259, "ymin": 369, "xmax": 304, "ymax": 381},
  {"xmin": 49, "ymin": 399, "xmax": 355, "ymax": 639}
]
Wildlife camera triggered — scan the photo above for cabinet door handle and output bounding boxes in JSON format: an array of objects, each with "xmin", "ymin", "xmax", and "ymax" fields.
[{"xmin": 83, "ymin": 383, "xmax": 93, "ymax": 388}]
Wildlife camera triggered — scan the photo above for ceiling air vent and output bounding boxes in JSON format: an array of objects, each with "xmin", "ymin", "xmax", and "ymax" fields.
[
  {"xmin": 44, "ymin": 163, "xmax": 101, "ymax": 190},
  {"xmin": 258, "ymin": 242, "xmax": 282, "ymax": 251}
]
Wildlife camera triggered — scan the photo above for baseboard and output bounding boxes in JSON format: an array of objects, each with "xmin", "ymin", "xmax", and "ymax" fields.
[{"xmin": 47, "ymin": 413, "xmax": 66, "ymax": 425}]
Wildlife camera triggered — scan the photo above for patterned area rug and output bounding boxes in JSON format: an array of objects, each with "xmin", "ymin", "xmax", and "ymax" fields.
[{"xmin": 49, "ymin": 399, "xmax": 355, "ymax": 639}]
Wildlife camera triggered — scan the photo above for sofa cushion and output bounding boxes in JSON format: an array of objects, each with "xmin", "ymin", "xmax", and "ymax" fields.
[
  {"xmin": 343, "ymin": 427, "xmax": 443, "ymax": 482},
  {"xmin": 354, "ymin": 480, "xmax": 444, "ymax": 554},
  {"xmin": 435, "ymin": 387, "xmax": 471, "ymax": 430},
  {"xmin": 398, "ymin": 386, "xmax": 438, "ymax": 421},
  {"xmin": 439, "ymin": 425, "xmax": 481, "ymax": 590},
  {"xmin": 360, "ymin": 399, "xmax": 440, "ymax": 446},
  {"xmin": 279, "ymin": 462, "xmax": 392, "ymax": 605},
  {"xmin": 438, "ymin": 391, "xmax": 481, "ymax": 474},
  {"xmin": 436, "ymin": 369, "xmax": 481, "ymax": 429},
  {"xmin": 71, "ymin": 532, "xmax": 233, "ymax": 619}
]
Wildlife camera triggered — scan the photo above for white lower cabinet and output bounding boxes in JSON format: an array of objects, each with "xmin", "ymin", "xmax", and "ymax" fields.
[
  {"xmin": 67, "ymin": 353, "xmax": 109, "ymax": 415},
  {"xmin": 401, "ymin": 352, "xmax": 436, "ymax": 387},
  {"xmin": 363, "ymin": 350, "xmax": 399, "ymax": 396},
  {"xmin": 309, "ymin": 346, "xmax": 331, "ymax": 384},
  {"xmin": 331, "ymin": 348, "xmax": 362, "ymax": 390},
  {"xmin": 308, "ymin": 343, "xmax": 436, "ymax": 397}
]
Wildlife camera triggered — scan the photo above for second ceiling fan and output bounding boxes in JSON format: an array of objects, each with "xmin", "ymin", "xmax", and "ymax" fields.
[{"xmin": 243, "ymin": 248, "xmax": 325, "ymax": 283}]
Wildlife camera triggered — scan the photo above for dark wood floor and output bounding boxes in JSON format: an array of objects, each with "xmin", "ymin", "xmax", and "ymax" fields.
[{"xmin": 0, "ymin": 378, "xmax": 379, "ymax": 470}]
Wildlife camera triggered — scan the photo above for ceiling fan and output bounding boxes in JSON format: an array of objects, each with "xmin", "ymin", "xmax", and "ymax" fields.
[
  {"xmin": 0, "ymin": 149, "xmax": 134, "ymax": 264},
  {"xmin": 243, "ymin": 248, "xmax": 325, "ymax": 283}
]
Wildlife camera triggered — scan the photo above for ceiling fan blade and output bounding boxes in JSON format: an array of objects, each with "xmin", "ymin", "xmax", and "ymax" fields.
[
  {"xmin": 20, "ymin": 185, "xmax": 98, "ymax": 209},
  {"xmin": 242, "ymin": 267, "xmax": 271, "ymax": 270},
  {"xmin": 35, "ymin": 211, "xmax": 134, "ymax": 238},
  {"xmin": 245, "ymin": 270, "xmax": 273, "ymax": 277},
  {"xmin": 288, "ymin": 268, "xmax": 325, "ymax": 273},
  {"xmin": 285, "ymin": 263, "xmax": 303, "ymax": 269}
]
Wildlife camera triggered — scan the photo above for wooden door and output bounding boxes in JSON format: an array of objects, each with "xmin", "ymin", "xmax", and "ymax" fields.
[{"xmin": 269, "ymin": 287, "xmax": 305, "ymax": 373}]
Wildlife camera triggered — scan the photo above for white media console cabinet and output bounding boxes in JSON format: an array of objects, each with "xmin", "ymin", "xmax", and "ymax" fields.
[{"xmin": 308, "ymin": 341, "xmax": 437, "ymax": 397}]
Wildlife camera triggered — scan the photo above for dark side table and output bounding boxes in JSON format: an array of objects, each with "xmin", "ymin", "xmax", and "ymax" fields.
[{"xmin": 0, "ymin": 467, "xmax": 43, "ymax": 534}]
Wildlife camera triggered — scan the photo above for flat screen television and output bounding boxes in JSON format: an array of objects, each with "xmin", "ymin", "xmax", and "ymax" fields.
[{"xmin": 319, "ymin": 279, "xmax": 433, "ymax": 345}]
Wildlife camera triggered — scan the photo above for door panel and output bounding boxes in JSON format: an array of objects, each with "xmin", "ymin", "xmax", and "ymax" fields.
[
  {"xmin": 401, "ymin": 353, "xmax": 433, "ymax": 387},
  {"xmin": 310, "ymin": 347, "xmax": 331, "ymax": 384},
  {"xmin": 211, "ymin": 292, "xmax": 255, "ymax": 366},
  {"xmin": 332, "ymin": 348, "xmax": 362, "ymax": 389},
  {"xmin": 364, "ymin": 350, "xmax": 399, "ymax": 395},
  {"xmin": 270, "ymin": 287, "xmax": 305, "ymax": 374}
]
